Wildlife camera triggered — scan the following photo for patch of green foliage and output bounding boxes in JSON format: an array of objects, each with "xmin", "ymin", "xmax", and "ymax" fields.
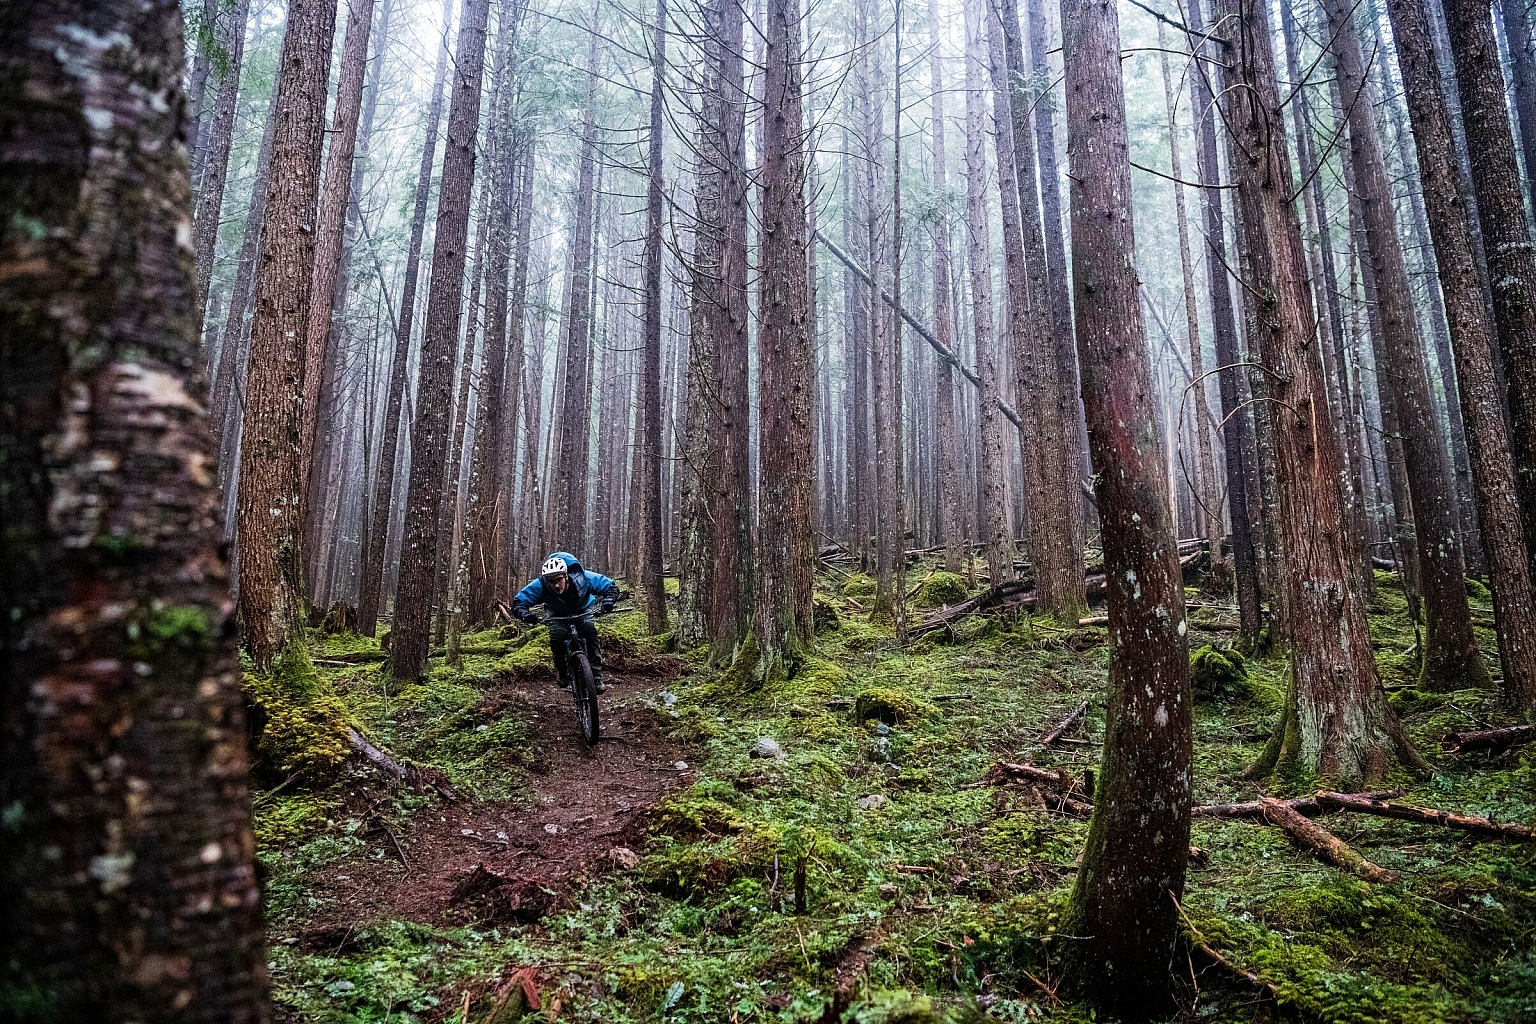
[
  {"xmin": 842, "ymin": 573, "xmax": 877, "ymax": 600},
  {"xmin": 244, "ymin": 642, "xmax": 356, "ymax": 781}
]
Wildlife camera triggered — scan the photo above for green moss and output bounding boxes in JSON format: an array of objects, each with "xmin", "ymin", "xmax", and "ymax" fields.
[
  {"xmin": 1190, "ymin": 644, "xmax": 1248, "ymax": 702},
  {"xmin": 664, "ymin": 576, "xmax": 681, "ymax": 597},
  {"xmin": 1466, "ymin": 577, "xmax": 1493, "ymax": 606},
  {"xmin": 491, "ymin": 626, "xmax": 554, "ymax": 680},
  {"xmin": 813, "ymin": 594, "xmax": 843, "ymax": 633},
  {"xmin": 243, "ymin": 642, "xmax": 356, "ymax": 780},
  {"xmin": 253, "ymin": 794, "xmax": 329, "ymax": 847},
  {"xmin": 125, "ymin": 602, "xmax": 213, "ymax": 660},
  {"xmin": 854, "ymin": 686, "xmax": 935, "ymax": 725},
  {"xmin": 914, "ymin": 571, "xmax": 969, "ymax": 609},
  {"xmin": 842, "ymin": 573, "xmax": 877, "ymax": 600}
]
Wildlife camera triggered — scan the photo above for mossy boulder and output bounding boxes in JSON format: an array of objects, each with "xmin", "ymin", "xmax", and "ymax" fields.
[
  {"xmin": 841, "ymin": 573, "xmax": 877, "ymax": 601},
  {"xmin": 914, "ymin": 571, "xmax": 968, "ymax": 609},
  {"xmin": 853, "ymin": 686, "xmax": 935, "ymax": 725},
  {"xmin": 243, "ymin": 643, "xmax": 356, "ymax": 780},
  {"xmin": 1466, "ymin": 576, "xmax": 1493, "ymax": 606},
  {"xmin": 1190, "ymin": 643, "xmax": 1248, "ymax": 702}
]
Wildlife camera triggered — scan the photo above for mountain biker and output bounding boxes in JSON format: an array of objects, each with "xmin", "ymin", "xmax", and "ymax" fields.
[{"xmin": 510, "ymin": 552, "xmax": 620, "ymax": 693}]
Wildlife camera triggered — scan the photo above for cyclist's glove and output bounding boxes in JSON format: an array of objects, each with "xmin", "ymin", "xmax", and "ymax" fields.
[
  {"xmin": 511, "ymin": 605, "xmax": 531, "ymax": 623},
  {"xmin": 600, "ymin": 599, "xmax": 616, "ymax": 615}
]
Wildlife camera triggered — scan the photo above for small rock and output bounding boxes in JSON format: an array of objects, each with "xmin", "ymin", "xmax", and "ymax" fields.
[
  {"xmin": 476, "ymin": 724, "xmax": 489, "ymax": 732},
  {"xmin": 543, "ymin": 823, "xmax": 561, "ymax": 834},
  {"xmin": 879, "ymin": 883, "xmax": 899, "ymax": 900},
  {"xmin": 660, "ymin": 690, "xmax": 679, "ymax": 707},
  {"xmin": 875, "ymin": 722, "xmax": 891, "ymax": 736},
  {"xmin": 674, "ymin": 760, "xmax": 689, "ymax": 770},
  {"xmin": 749, "ymin": 736, "xmax": 786, "ymax": 760},
  {"xmin": 609, "ymin": 846, "xmax": 641, "ymax": 869},
  {"xmin": 857, "ymin": 794, "xmax": 887, "ymax": 811}
]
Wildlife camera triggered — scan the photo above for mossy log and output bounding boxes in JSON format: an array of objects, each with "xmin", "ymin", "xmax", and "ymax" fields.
[
  {"xmin": 1314, "ymin": 791, "xmax": 1536, "ymax": 841},
  {"xmin": 1442, "ymin": 724, "xmax": 1535, "ymax": 755},
  {"xmin": 1259, "ymin": 797, "xmax": 1397, "ymax": 883}
]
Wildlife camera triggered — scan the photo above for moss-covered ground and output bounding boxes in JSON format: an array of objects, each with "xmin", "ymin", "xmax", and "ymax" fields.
[{"xmin": 259, "ymin": 568, "xmax": 1536, "ymax": 1023}]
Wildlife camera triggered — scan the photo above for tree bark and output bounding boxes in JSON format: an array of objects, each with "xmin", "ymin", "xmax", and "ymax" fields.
[
  {"xmin": 639, "ymin": 0, "xmax": 670, "ymax": 634},
  {"xmin": 357, "ymin": 0, "xmax": 454, "ymax": 637},
  {"xmin": 1057, "ymin": 2, "xmax": 1192, "ymax": 1015},
  {"xmin": 1181, "ymin": 0, "xmax": 1263, "ymax": 640},
  {"xmin": 1220, "ymin": 0, "xmax": 1426, "ymax": 784},
  {"xmin": 553, "ymin": 13, "xmax": 601, "ymax": 557},
  {"xmin": 1385, "ymin": 0, "xmax": 1536, "ymax": 712},
  {"xmin": 751, "ymin": 0, "xmax": 815, "ymax": 682},
  {"xmin": 962, "ymin": 0, "xmax": 1014, "ymax": 589},
  {"xmin": 190, "ymin": 0, "xmax": 252, "ymax": 303},
  {"xmin": 928, "ymin": 0, "xmax": 964, "ymax": 574},
  {"xmin": 996, "ymin": 0, "xmax": 1083, "ymax": 618},
  {"xmin": 1322, "ymin": 0, "xmax": 1487, "ymax": 691},
  {"xmin": 1441, "ymin": 0, "xmax": 1536, "ymax": 578},
  {"xmin": 235, "ymin": 0, "xmax": 339, "ymax": 667},
  {"xmin": 1499, "ymin": 0, "xmax": 1536, "ymax": 200},
  {"xmin": 466, "ymin": 2, "xmax": 525, "ymax": 625},
  {"xmin": 389, "ymin": 0, "xmax": 492, "ymax": 680},
  {"xmin": 1, "ymin": 1, "xmax": 267, "ymax": 1015}
]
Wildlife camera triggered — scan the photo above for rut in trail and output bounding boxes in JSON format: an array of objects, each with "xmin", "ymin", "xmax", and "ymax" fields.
[{"xmin": 300, "ymin": 670, "xmax": 689, "ymax": 936}]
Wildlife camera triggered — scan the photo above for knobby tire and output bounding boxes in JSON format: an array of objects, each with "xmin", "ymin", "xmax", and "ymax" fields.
[{"xmin": 573, "ymin": 650, "xmax": 600, "ymax": 746}]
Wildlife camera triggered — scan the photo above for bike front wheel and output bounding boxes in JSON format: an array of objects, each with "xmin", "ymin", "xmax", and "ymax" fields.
[{"xmin": 571, "ymin": 650, "xmax": 600, "ymax": 746}]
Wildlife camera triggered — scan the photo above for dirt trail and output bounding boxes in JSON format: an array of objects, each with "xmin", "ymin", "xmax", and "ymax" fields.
[{"xmin": 301, "ymin": 671, "xmax": 688, "ymax": 937}]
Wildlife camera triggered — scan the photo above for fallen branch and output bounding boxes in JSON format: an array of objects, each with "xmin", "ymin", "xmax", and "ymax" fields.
[
  {"xmin": 1442, "ymin": 724, "xmax": 1535, "ymax": 756},
  {"xmin": 1260, "ymin": 797, "xmax": 1396, "ymax": 883},
  {"xmin": 348, "ymin": 728, "xmax": 457, "ymax": 800},
  {"xmin": 314, "ymin": 650, "xmax": 388, "ymax": 666},
  {"xmin": 1040, "ymin": 701, "xmax": 1089, "ymax": 746},
  {"xmin": 1314, "ymin": 791, "xmax": 1536, "ymax": 841},
  {"xmin": 1191, "ymin": 791, "xmax": 1399, "ymax": 819},
  {"xmin": 1077, "ymin": 616, "xmax": 1108, "ymax": 627}
]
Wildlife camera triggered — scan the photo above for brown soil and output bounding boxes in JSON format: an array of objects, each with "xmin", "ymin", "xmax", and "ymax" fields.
[{"xmin": 296, "ymin": 669, "xmax": 689, "ymax": 945}]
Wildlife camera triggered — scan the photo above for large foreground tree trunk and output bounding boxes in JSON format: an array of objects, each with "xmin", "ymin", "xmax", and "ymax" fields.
[
  {"xmin": 0, "ymin": 1, "xmax": 267, "ymax": 1016},
  {"xmin": 235, "ymin": 0, "xmax": 339, "ymax": 667},
  {"xmin": 390, "ymin": 0, "xmax": 492, "ymax": 680},
  {"xmin": 1057, "ymin": 2, "xmax": 1192, "ymax": 1017},
  {"xmin": 1221, "ymin": 0, "xmax": 1425, "ymax": 785}
]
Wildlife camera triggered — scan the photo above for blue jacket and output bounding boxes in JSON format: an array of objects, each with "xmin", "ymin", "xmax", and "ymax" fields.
[{"xmin": 511, "ymin": 552, "xmax": 619, "ymax": 618}]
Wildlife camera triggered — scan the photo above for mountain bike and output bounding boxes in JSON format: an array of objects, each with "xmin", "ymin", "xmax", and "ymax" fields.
[{"xmin": 536, "ymin": 606, "xmax": 621, "ymax": 746}]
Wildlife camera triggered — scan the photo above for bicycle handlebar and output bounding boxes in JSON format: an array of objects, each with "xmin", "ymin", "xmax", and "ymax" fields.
[{"xmin": 532, "ymin": 604, "xmax": 630, "ymax": 624}]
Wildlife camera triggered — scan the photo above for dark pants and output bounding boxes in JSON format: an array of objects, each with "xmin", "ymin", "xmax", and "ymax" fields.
[{"xmin": 549, "ymin": 618, "xmax": 602, "ymax": 682}]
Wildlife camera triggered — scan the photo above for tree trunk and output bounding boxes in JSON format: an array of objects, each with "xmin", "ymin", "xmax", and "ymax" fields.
[
  {"xmin": 553, "ymin": 13, "xmax": 601, "ymax": 558},
  {"xmin": 750, "ymin": 0, "xmax": 815, "ymax": 683},
  {"xmin": 1386, "ymin": 0, "xmax": 1536, "ymax": 712},
  {"xmin": 1321, "ymin": 0, "xmax": 1487, "ymax": 690},
  {"xmin": 300, "ymin": 0, "xmax": 376, "ymax": 593},
  {"xmin": 1156, "ymin": 26, "xmax": 1220, "ymax": 558},
  {"xmin": 1181, "ymin": 0, "xmax": 1264, "ymax": 640},
  {"xmin": 389, "ymin": 0, "xmax": 492, "ymax": 680},
  {"xmin": 1, "ymin": 1, "xmax": 267, "ymax": 1016},
  {"xmin": 190, "ymin": 0, "xmax": 252, "ymax": 303},
  {"xmin": 1220, "ymin": 0, "xmax": 1426, "ymax": 784},
  {"xmin": 357, "ymin": 0, "xmax": 454, "ymax": 637},
  {"xmin": 1441, "ymin": 0, "xmax": 1536, "ymax": 577},
  {"xmin": 466, "ymin": 1, "xmax": 525, "ymax": 625},
  {"xmin": 962, "ymin": 0, "xmax": 1014, "ymax": 589},
  {"xmin": 639, "ymin": 0, "xmax": 670, "ymax": 634},
  {"xmin": 996, "ymin": 0, "xmax": 1083, "ymax": 617},
  {"xmin": 235, "ymin": 0, "xmax": 339, "ymax": 667},
  {"xmin": 1499, "ymin": 0, "xmax": 1536, "ymax": 199},
  {"xmin": 929, "ymin": 0, "xmax": 963, "ymax": 574},
  {"xmin": 1057, "ymin": 3, "xmax": 1192, "ymax": 1016}
]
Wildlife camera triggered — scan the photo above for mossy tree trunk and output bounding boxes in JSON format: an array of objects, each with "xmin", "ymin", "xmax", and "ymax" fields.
[
  {"xmin": 1321, "ymin": 0, "xmax": 1487, "ymax": 692},
  {"xmin": 0, "ymin": 0, "xmax": 268, "ymax": 1015},
  {"xmin": 1056, "ymin": 2, "xmax": 1193, "ymax": 1017},
  {"xmin": 1220, "ymin": 0, "xmax": 1426, "ymax": 785}
]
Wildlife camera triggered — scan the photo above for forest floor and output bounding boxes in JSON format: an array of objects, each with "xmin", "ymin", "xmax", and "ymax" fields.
[{"xmin": 254, "ymin": 566, "xmax": 1536, "ymax": 1023}]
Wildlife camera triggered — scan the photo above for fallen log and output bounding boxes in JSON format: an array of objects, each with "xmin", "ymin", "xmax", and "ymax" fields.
[
  {"xmin": 1259, "ymin": 797, "xmax": 1396, "ymax": 883},
  {"xmin": 348, "ymin": 728, "xmax": 457, "ymax": 800},
  {"xmin": 314, "ymin": 649, "xmax": 388, "ymax": 666},
  {"xmin": 1040, "ymin": 701, "xmax": 1089, "ymax": 746},
  {"xmin": 1192, "ymin": 791, "xmax": 1399, "ymax": 819},
  {"xmin": 1442, "ymin": 724, "xmax": 1535, "ymax": 756},
  {"xmin": 1314, "ymin": 791, "xmax": 1536, "ymax": 841}
]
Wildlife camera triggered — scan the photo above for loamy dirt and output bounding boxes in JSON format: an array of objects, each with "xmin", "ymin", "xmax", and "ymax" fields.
[{"xmin": 297, "ymin": 668, "xmax": 689, "ymax": 944}]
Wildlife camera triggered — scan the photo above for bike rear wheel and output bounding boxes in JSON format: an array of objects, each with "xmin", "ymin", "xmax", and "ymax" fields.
[{"xmin": 572, "ymin": 650, "xmax": 600, "ymax": 746}]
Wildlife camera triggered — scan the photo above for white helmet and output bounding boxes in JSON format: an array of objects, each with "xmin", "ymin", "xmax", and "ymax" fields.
[{"xmin": 541, "ymin": 555, "xmax": 570, "ymax": 577}]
